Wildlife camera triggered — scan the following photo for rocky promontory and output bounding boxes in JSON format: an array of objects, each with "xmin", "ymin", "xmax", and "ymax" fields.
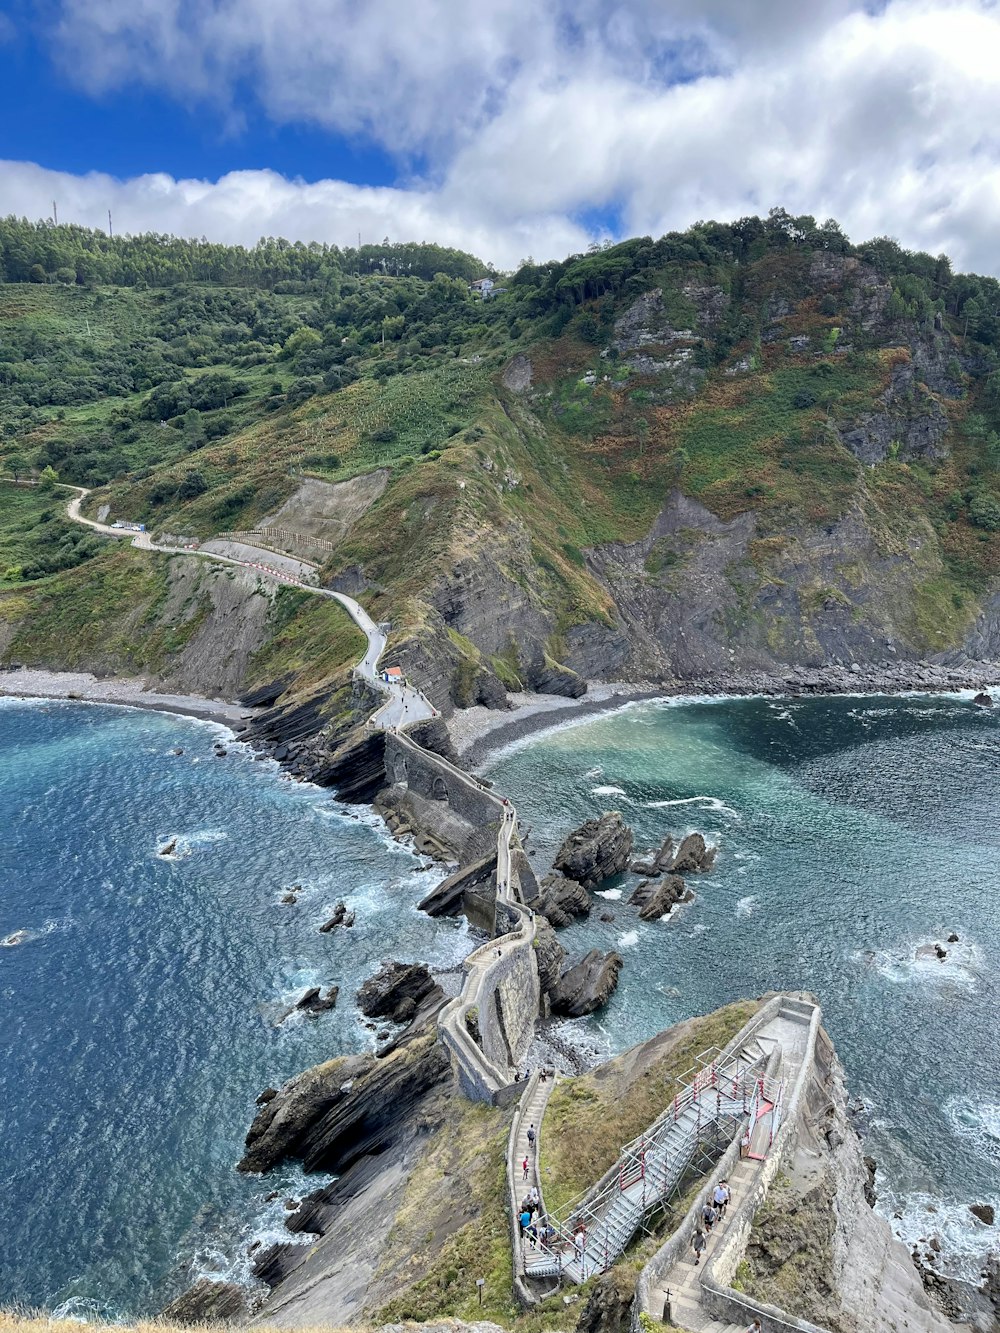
[{"xmin": 549, "ymin": 948, "xmax": 624, "ymax": 1017}]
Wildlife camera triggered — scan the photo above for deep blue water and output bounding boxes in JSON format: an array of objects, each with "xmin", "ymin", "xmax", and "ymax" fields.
[
  {"xmin": 0, "ymin": 700, "xmax": 470, "ymax": 1318},
  {"xmin": 485, "ymin": 692, "xmax": 1000, "ymax": 1278}
]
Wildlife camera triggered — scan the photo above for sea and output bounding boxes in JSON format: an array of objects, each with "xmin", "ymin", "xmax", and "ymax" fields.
[
  {"xmin": 0, "ymin": 698, "xmax": 471, "ymax": 1318},
  {"xmin": 484, "ymin": 691, "xmax": 1000, "ymax": 1285},
  {"xmin": 1, "ymin": 691, "xmax": 997, "ymax": 1318}
]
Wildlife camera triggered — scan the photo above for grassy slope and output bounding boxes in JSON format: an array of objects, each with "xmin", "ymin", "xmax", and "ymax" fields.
[{"xmin": 4, "ymin": 245, "xmax": 1000, "ymax": 691}]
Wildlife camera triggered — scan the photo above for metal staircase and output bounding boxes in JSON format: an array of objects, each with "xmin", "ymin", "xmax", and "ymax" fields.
[{"xmin": 523, "ymin": 1035, "xmax": 780, "ymax": 1283}]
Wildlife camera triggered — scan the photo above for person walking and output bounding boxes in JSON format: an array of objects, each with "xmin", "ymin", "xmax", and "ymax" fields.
[
  {"xmin": 701, "ymin": 1196, "xmax": 718, "ymax": 1232},
  {"xmin": 573, "ymin": 1227, "xmax": 586, "ymax": 1262},
  {"xmin": 743, "ymin": 1321, "xmax": 762, "ymax": 1333},
  {"xmin": 713, "ymin": 1180, "xmax": 729, "ymax": 1219},
  {"xmin": 691, "ymin": 1226, "xmax": 707, "ymax": 1266},
  {"xmin": 527, "ymin": 1122, "xmax": 536, "ymax": 1151},
  {"xmin": 522, "ymin": 1155, "xmax": 529, "ymax": 1181}
]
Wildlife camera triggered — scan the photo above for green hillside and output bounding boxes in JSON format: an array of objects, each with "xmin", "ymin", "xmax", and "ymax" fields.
[{"xmin": 3, "ymin": 210, "xmax": 1000, "ymax": 714}]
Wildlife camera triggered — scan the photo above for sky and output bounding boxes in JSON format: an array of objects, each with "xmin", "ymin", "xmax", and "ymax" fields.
[{"xmin": 1, "ymin": 0, "xmax": 1000, "ymax": 272}]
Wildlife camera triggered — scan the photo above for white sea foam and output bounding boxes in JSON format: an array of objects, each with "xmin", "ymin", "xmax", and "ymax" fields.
[
  {"xmin": 592, "ymin": 784, "xmax": 626, "ymax": 796},
  {"xmin": 642, "ymin": 795, "xmax": 741, "ymax": 820},
  {"xmin": 736, "ymin": 895, "xmax": 758, "ymax": 918},
  {"xmin": 617, "ymin": 929, "xmax": 639, "ymax": 948},
  {"xmin": 595, "ymin": 888, "xmax": 622, "ymax": 900},
  {"xmin": 584, "ymin": 766, "xmax": 603, "ymax": 778},
  {"xmin": 880, "ymin": 1188, "xmax": 999, "ymax": 1283},
  {"xmin": 691, "ymin": 923, "xmax": 709, "ymax": 935},
  {"xmin": 863, "ymin": 937, "xmax": 981, "ymax": 989},
  {"xmin": 944, "ymin": 1096, "xmax": 1000, "ymax": 1165}
]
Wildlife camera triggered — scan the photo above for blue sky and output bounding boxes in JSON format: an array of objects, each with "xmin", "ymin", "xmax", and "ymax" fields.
[{"xmin": 1, "ymin": 1, "xmax": 999, "ymax": 272}]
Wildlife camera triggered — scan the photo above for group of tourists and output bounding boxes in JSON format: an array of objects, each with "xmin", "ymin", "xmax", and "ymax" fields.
[
  {"xmin": 518, "ymin": 1187, "xmax": 555, "ymax": 1250},
  {"xmin": 690, "ymin": 1178, "xmax": 732, "ymax": 1265}
]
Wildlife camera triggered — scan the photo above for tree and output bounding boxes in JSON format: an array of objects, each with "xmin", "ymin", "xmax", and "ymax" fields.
[
  {"xmin": 281, "ymin": 326, "xmax": 322, "ymax": 360},
  {"xmin": 38, "ymin": 465, "xmax": 59, "ymax": 490},
  {"xmin": 6, "ymin": 452, "xmax": 28, "ymax": 481}
]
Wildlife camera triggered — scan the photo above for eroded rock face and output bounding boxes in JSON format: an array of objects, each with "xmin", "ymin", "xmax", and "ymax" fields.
[
  {"xmin": 357, "ymin": 961, "xmax": 436, "ymax": 1023},
  {"xmin": 538, "ymin": 871, "xmax": 592, "ymax": 926},
  {"xmin": 161, "ymin": 1277, "xmax": 254, "ymax": 1323},
  {"xmin": 550, "ymin": 949, "xmax": 623, "ymax": 1017},
  {"xmin": 839, "ymin": 361, "xmax": 950, "ymax": 465},
  {"xmin": 666, "ymin": 832, "xmax": 717, "ymax": 874},
  {"xmin": 553, "ymin": 813, "xmax": 634, "ymax": 890},
  {"xmin": 533, "ymin": 916, "xmax": 568, "ymax": 996},
  {"xmin": 628, "ymin": 875, "xmax": 692, "ymax": 921}
]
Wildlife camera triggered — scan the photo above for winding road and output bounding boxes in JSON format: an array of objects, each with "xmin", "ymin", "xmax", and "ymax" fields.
[{"xmin": 63, "ymin": 487, "xmax": 435, "ymax": 728}]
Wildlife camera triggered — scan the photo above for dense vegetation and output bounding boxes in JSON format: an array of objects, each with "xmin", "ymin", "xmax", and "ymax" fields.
[{"xmin": 3, "ymin": 206, "xmax": 1000, "ymax": 689}]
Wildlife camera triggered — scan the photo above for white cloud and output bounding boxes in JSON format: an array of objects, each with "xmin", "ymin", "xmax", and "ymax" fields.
[{"xmin": 4, "ymin": 0, "xmax": 1000, "ymax": 273}]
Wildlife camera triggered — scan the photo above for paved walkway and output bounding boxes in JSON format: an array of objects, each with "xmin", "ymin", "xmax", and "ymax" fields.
[{"xmin": 645, "ymin": 1008, "xmax": 813, "ymax": 1333}]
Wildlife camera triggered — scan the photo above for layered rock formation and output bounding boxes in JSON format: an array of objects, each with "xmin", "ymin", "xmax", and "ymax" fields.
[
  {"xmin": 356, "ymin": 961, "xmax": 437, "ymax": 1025},
  {"xmin": 537, "ymin": 871, "xmax": 592, "ymax": 926},
  {"xmin": 628, "ymin": 875, "xmax": 692, "ymax": 921},
  {"xmin": 553, "ymin": 813, "xmax": 633, "ymax": 890},
  {"xmin": 549, "ymin": 949, "xmax": 623, "ymax": 1017}
]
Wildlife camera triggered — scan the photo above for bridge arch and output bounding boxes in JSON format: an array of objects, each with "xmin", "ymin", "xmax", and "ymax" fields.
[{"xmin": 391, "ymin": 751, "xmax": 408, "ymax": 785}]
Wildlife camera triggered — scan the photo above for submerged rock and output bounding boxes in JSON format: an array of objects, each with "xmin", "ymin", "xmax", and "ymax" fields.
[
  {"xmin": 550, "ymin": 949, "xmax": 623, "ymax": 1017},
  {"xmin": 970, "ymin": 1203, "xmax": 995, "ymax": 1226},
  {"xmin": 553, "ymin": 812, "xmax": 633, "ymax": 890},
  {"xmin": 158, "ymin": 836, "xmax": 178, "ymax": 857},
  {"xmin": 973, "ymin": 692, "xmax": 993, "ymax": 707},
  {"xmin": 356, "ymin": 960, "xmax": 435, "ymax": 1023}
]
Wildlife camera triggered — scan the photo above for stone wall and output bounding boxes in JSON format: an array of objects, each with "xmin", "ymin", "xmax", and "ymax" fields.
[
  {"xmin": 384, "ymin": 733, "xmax": 500, "ymax": 863},
  {"xmin": 478, "ymin": 934, "xmax": 540, "ymax": 1074}
]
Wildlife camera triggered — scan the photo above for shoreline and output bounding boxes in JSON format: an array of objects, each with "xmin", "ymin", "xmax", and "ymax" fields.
[
  {"xmin": 0, "ymin": 667, "xmax": 253, "ymax": 729},
  {"xmin": 455, "ymin": 659, "xmax": 1000, "ymax": 767}
]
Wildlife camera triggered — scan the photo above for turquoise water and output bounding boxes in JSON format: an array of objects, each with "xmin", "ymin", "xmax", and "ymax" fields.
[
  {"xmin": 484, "ymin": 693, "xmax": 1000, "ymax": 1277},
  {"xmin": 0, "ymin": 699, "xmax": 471, "ymax": 1318}
]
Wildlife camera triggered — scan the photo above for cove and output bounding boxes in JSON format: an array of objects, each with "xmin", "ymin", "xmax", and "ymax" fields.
[
  {"xmin": 483, "ymin": 691, "xmax": 1000, "ymax": 1280},
  {"xmin": 0, "ymin": 699, "xmax": 470, "ymax": 1318}
]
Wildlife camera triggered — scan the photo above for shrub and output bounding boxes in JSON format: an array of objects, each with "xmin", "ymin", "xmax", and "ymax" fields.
[{"xmin": 969, "ymin": 492, "xmax": 1000, "ymax": 531}]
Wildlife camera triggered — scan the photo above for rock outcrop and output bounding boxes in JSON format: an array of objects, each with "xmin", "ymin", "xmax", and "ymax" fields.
[
  {"xmin": 418, "ymin": 853, "xmax": 497, "ymax": 918},
  {"xmin": 537, "ymin": 871, "xmax": 592, "ymax": 926},
  {"xmin": 553, "ymin": 813, "xmax": 633, "ymax": 890},
  {"xmin": 319, "ymin": 900, "xmax": 355, "ymax": 932},
  {"xmin": 550, "ymin": 949, "xmax": 623, "ymax": 1017},
  {"xmin": 628, "ymin": 875, "xmax": 692, "ymax": 921},
  {"xmin": 161, "ymin": 1277, "xmax": 255, "ymax": 1323},
  {"xmin": 533, "ymin": 916, "xmax": 568, "ymax": 997},
  {"xmin": 666, "ymin": 832, "xmax": 716, "ymax": 874},
  {"xmin": 296, "ymin": 985, "xmax": 339, "ymax": 1014},
  {"xmin": 357, "ymin": 961, "xmax": 436, "ymax": 1023}
]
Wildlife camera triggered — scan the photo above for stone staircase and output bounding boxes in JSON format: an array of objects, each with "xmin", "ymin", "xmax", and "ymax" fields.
[{"xmin": 522, "ymin": 1033, "xmax": 774, "ymax": 1284}]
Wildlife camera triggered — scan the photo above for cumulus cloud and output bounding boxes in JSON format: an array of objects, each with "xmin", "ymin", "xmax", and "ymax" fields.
[{"xmin": 5, "ymin": 0, "xmax": 1000, "ymax": 272}]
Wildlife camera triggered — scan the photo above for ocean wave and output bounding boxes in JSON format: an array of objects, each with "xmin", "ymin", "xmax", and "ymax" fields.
[
  {"xmin": 879, "ymin": 1188, "xmax": 999, "ymax": 1284},
  {"xmin": 592, "ymin": 784, "xmax": 626, "ymax": 796},
  {"xmin": 584, "ymin": 766, "xmax": 603, "ymax": 778},
  {"xmin": 1, "ymin": 918, "xmax": 72, "ymax": 948},
  {"xmin": 944, "ymin": 1095, "xmax": 1000, "ymax": 1165},
  {"xmin": 595, "ymin": 888, "xmax": 622, "ymax": 900},
  {"xmin": 617, "ymin": 929, "xmax": 639, "ymax": 948},
  {"xmin": 859, "ymin": 938, "xmax": 981, "ymax": 989},
  {"xmin": 642, "ymin": 795, "xmax": 741, "ymax": 820},
  {"xmin": 691, "ymin": 923, "xmax": 709, "ymax": 934},
  {"xmin": 736, "ymin": 895, "xmax": 758, "ymax": 918}
]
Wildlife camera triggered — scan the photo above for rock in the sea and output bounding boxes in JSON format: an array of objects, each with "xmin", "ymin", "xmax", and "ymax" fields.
[
  {"xmin": 973, "ymin": 692, "xmax": 993, "ymax": 707},
  {"xmin": 970, "ymin": 1203, "xmax": 995, "ymax": 1225},
  {"xmin": 357, "ymin": 960, "xmax": 435, "ymax": 1023},
  {"xmin": 550, "ymin": 949, "xmax": 623, "ymax": 1017},
  {"xmin": 628, "ymin": 874, "xmax": 692, "ymax": 921},
  {"xmin": 256, "ymin": 1087, "xmax": 278, "ymax": 1106},
  {"xmin": 599, "ymin": 911, "xmax": 615, "ymax": 922},
  {"xmin": 296, "ymin": 985, "xmax": 339, "ymax": 1014},
  {"xmin": 947, "ymin": 932, "xmax": 959, "ymax": 943},
  {"xmin": 158, "ymin": 836, "xmax": 178, "ymax": 857},
  {"xmin": 533, "ymin": 916, "xmax": 568, "ymax": 997},
  {"xmin": 281, "ymin": 892, "xmax": 298, "ymax": 905},
  {"xmin": 538, "ymin": 871, "xmax": 591, "ymax": 927},
  {"xmin": 666, "ymin": 832, "xmax": 716, "ymax": 874},
  {"xmin": 553, "ymin": 812, "xmax": 633, "ymax": 890},
  {"xmin": 160, "ymin": 1277, "xmax": 252, "ymax": 1323},
  {"xmin": 319, "ymin": 900, "xmax": 355, "ymax": 932},
  {"xmin": 631, "ymin": 834, "xmax": 676, "ymax": 878}
]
